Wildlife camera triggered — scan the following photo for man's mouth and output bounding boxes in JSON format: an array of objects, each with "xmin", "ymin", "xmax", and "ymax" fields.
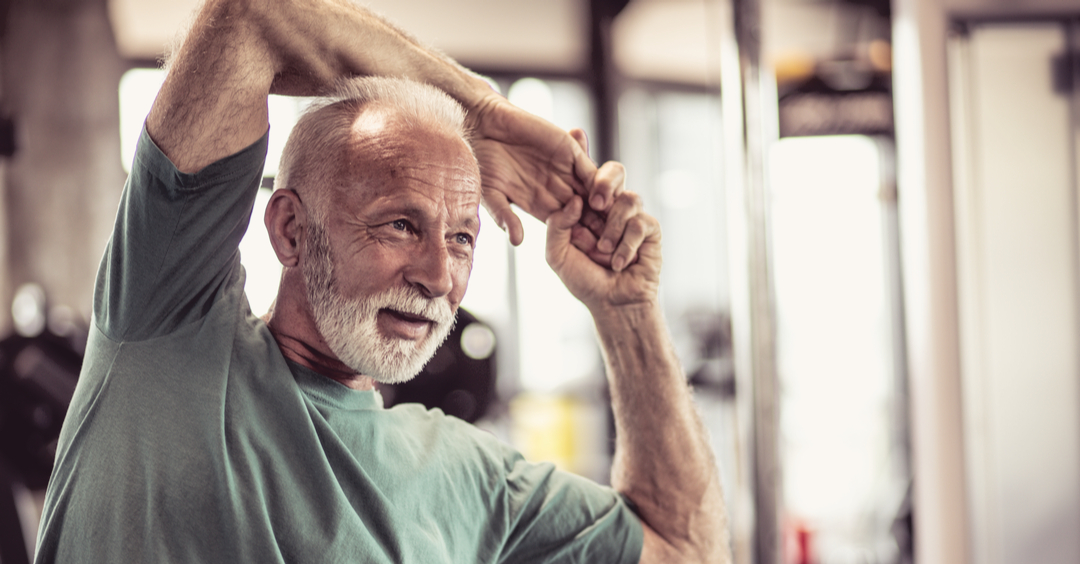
[
  {"xmin": 378, "ymin": 308, "xmax": 435, "ymax": 340},
  {"xmin": 382, "ymin": 308, "xmax": 433, "ymax": 325}
]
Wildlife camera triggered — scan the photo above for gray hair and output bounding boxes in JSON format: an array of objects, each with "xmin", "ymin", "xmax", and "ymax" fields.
[{"xmin": 275, "ymin": 76, "xmax": 473, "ymax": 223}]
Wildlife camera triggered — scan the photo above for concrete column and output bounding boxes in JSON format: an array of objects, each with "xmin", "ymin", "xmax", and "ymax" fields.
[{"xmin": 1, "ymin": 0, "xmax": 126, "ymax": 332}]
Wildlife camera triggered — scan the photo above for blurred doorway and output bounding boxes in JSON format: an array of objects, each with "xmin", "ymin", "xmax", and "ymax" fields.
[{"xmin": 770, "ymin": 135, "xmax": 910, "ymax": 564}]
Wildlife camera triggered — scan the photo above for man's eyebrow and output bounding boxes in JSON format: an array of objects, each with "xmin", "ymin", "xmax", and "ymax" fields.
[{"xmin": 457, "ymin": 216, "xmax": 479, "ymax": 231}]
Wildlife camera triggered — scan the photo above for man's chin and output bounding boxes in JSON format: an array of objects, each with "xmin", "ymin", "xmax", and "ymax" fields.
[
  {"xmin": 347, "ymin": 334, "xmax": 441, "ymax": 385},
  {"xmin": 329, "ymin": 311, "xmax": 453, "ymax": 385}
]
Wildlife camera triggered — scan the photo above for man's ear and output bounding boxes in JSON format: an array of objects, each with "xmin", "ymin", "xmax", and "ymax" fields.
[{"xmin": 264, "ymin": 189, "xmax": 306, "ymax": 267}]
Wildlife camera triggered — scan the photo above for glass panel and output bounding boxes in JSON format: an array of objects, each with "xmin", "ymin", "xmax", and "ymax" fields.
[
  {"xmin": 496, "ymin": 77, "xmax": 608, "ymax": 481},
  {"xmin": 618, "ymin": 85, "xmax": 739, "ymax": 520},
  {"xmin": 618, "ymin": 88, "xmax": 729, "ymax": 366},
  {"xmin": 506, "ymin": 77, "xmax": 599, "ymax": 395}
]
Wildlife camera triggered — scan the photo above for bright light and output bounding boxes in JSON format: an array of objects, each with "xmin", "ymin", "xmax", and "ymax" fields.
[
  {"xmin": 264, "ymin": 96, "xmax": 316, "ymax": 177},
  {"xmin": 460, "ymin": 205, "xmax": 510, "ymax": 326},
  {"xmin": 118, "ymin": 68, "xmax": 312, "ymax": 177},
  {"xmin": 239, "ymin": 189, "xmax": 280, "ymax": 316},
  {"xmin": 118, "ymin": 68, "xmax": 165, "ymax": 172},
  {"xmin": 769, "ymin": 135, "xmax": 896, "ymax": 530},
  {"xmin": 514, "ymin": 213, "xmax": 597, "ymax": 393},
  {"xmin": 12, "ymin": 283, "xmax": 46, "ymax": 337},
  {"xmin": 507, "ymin": 78, "xmax": 555, "ymax": 123}
]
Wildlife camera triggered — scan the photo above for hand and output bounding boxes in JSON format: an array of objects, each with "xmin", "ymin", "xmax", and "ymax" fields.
[
  {"xmin": 545, "ymin": 187, "xmax": 662, "ymax": 312},
  {"xmin": 469, "ymin": 95, "xmax": 621, "ymax": 245}
]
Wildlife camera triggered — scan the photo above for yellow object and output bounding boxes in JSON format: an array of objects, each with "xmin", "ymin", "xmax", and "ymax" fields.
[{"xmin": 509, "ymin": 393, "xmax": 607, "ymax": 479}]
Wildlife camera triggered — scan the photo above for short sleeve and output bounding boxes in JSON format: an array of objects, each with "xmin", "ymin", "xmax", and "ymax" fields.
[
  {"xmin": 497, "ymin": 454, "xmax": 643, "ymax": 564},
  {"xmin": 94, "ymin": 125, "xmax": 269, "ymax": 341}
]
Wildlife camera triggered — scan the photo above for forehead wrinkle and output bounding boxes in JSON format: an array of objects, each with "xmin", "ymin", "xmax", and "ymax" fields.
[
  {"xmin": 331, "ymin": 107, "xmax": 481, "ymax": 216},
  {"xmin": 343, "ymin": 131, "xmax": 478, "ymax": 188},
  {"xmin": 346, "ymin": 151, "xmax": 481, "ymax": 210},
  {"xmin": 388, "ymin": 165, "xmax": 480, "ymax": 196}
]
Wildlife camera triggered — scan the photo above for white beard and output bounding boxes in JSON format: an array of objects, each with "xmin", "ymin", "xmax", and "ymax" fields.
[{"xmin": 303, "ymin": 223, "xmax": 455, "ymax": 384}]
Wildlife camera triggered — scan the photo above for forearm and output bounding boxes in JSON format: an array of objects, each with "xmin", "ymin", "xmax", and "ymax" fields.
[
  {"xmin": 148, "ymin": 0, "xmax": 493, "ymax": 173},
  {"xmin": 593, "ymin": 301, "xmax": 728, "ymax": 562},
  {"xmin": 257, "ymin": 0, "xmax": 490, "ymax": 105}
]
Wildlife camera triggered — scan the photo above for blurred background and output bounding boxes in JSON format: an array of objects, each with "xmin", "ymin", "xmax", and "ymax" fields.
[{"xmin": 1, "ymin": 0, "xmax": 1080, "ymax": 563}]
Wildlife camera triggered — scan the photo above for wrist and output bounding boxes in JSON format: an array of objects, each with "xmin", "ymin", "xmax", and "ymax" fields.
[
  {"xmin": 460, "ymin": 87, "xmax": 505, "ymax": 134},
  {"xmin": 589, "ymin": 299, "xmax": 664, "ymax": 332},
  {"xmin": 459, "ymin": 75, "xmax": 500, "ymax": 111}
]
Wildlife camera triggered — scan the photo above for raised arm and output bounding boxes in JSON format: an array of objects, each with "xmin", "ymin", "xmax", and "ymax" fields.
[
  {"xmin": 147, "ymin": 0, "xmax": 609, "ymax": 243},
  {"xmin": 545, "ymin": 150, "xmax": 729, "ymax": 562}
]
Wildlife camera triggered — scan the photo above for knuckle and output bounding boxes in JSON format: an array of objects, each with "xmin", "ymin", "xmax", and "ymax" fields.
[
  {"xmin": 611, "ymin": 193, "xmax": 629, "ymax": 208},
  {"xmin": 614, "ymin": 191, "xmax": 642, "ymax": 210},
  {"xmin": 648, "ymin": 215, "xmax": 662, "ymax": 237}
]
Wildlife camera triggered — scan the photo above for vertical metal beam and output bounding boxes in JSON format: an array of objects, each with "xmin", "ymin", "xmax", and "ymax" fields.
[
  {"xmin": 893, "ymin": 1, "xmax": 969, "ymax": 562},
  {"xmin": 587, "ymin": 0, "xmax": 628, "ymax": 164},
  {"xmin": 722, "ymin": 0, "xmax": 781, "ymax": 562}
]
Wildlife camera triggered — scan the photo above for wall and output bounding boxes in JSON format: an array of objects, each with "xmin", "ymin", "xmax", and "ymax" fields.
[
  {"xmin": 892, "ymin": 1, "xmax": 1080, "ymax": 564},
  {"xmin": 1, "ymin": 0, "xmax": 126, "ymax": 331},
  {"xmin": 951, "ymin": 18, "xmax": 1080, "ymax": 564}
]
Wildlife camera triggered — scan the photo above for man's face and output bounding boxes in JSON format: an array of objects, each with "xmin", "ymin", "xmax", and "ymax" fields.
[{"xmin": 303, "ymin": 110, "xmax": 481, "ymax": 383}]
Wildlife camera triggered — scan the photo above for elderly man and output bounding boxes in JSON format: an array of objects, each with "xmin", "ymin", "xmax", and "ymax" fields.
[{"xmin": 34, "ymin": 0, "xmax": 726, "ymax": 562}]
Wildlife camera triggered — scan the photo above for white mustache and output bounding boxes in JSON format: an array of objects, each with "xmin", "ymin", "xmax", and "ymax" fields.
[{"xmin": 372, "ymin": 286, "xmax": 455, "ymax": 328}]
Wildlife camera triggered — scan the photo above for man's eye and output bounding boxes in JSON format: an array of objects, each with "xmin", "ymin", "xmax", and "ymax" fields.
[
  {"xmin": 392, "ymin": 220, "xmax": 410, "ymax": 232},
  {"xmin": 455, "ymin": 233, "xmax": 473, "ymax": 246}
]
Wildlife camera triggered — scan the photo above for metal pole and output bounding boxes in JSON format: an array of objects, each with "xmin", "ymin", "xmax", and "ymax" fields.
[
  {"xmin": 587, "ymin": 0, "xmax": 629, "ymax": 165},
  {"xmin": 721, "ymin": 0, "xmax": 781, "ymax": 561}
]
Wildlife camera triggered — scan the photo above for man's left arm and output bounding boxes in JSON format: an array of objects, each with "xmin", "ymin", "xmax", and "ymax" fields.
[{"xmin": 545, "ymin": 157, "xmax": 730, "ymax": 563}]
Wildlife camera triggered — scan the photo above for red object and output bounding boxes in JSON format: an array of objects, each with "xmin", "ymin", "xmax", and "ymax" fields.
[
  {"xmin": 795, "ymin": 524, "xmax": 813, "ymax": 564},
  {"xmin": 783, "ymin": 517, "xmax": 815, "ymax": 564}
]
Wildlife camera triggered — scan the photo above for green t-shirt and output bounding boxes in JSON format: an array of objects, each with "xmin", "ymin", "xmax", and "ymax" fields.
[{"xmin": 34, "ymin": 127, "xmax": 643, "ymax": 563}]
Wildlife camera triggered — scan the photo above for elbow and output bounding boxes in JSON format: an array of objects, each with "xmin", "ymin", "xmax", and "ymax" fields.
[{"xmin": 634, "ymin": 478, "xmax": 730, "ymax": 563}]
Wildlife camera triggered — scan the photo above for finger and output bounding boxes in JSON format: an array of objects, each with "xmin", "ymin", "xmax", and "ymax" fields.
[
  {"xmin": 570, "ymin": 133, "xmax": 598, "ymax": 199},
  {"xmin": 482, "ymin": 189, "xmax": 525, "ymax": 246},
  {"xmin": 570, "ymin": 224, "xmax": 598, "ymax": 255},
  {"xmin": 612, "ymin": 213, "xmax": 660, "ymax": 272},
  {"xmin": 548, "ymin": 195, "xmax": 583, "ymax": 231},
  {"xmin": 570, "ymin": 225, "xmax": 615, "ymax": 268},
  {"xmin": 545, "ymin": 196, "xmax": 584, "ymax": 268},
  {"xmin": 579, "ymin": 207, "xmax": 606, "ymax": 238},
  {"xmin": 597, "ymin": 191, "xmax": 643, "ymax": 254},
  {"xmin": 587, "ymin": 160, "xmax": 625, "ymax": 212},
  {"xmin": 569, "ymin": 128, "xmax": 589, "ymax": 155}
]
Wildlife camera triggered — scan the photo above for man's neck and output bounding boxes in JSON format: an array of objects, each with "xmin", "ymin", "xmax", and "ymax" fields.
[{"xmin": 268, "ymin": 326, "xmax": 376, "ymax": 391}]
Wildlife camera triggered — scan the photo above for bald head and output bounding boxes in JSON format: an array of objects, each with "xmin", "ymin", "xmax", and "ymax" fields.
[{"xmin": 275, "ymin": 76, "xmax": 475, "ymax": 224}]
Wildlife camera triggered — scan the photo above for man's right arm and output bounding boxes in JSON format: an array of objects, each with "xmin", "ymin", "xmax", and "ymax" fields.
[
  {"xmin": 147, "ymin": 0, "xmax": 611, "ymax": 243},
  {"xmin": 545, "ymin": 154, "xmax": 730, "ymax": 562},
  {"xmin": 147, "ymin": 0, "xmax": 467, "ymax": 173}
]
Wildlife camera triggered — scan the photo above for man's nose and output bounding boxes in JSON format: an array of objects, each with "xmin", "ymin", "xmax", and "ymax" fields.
[{"xmin": 405, "ymin": 238, "xmax": 454, "ymax": 298}]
